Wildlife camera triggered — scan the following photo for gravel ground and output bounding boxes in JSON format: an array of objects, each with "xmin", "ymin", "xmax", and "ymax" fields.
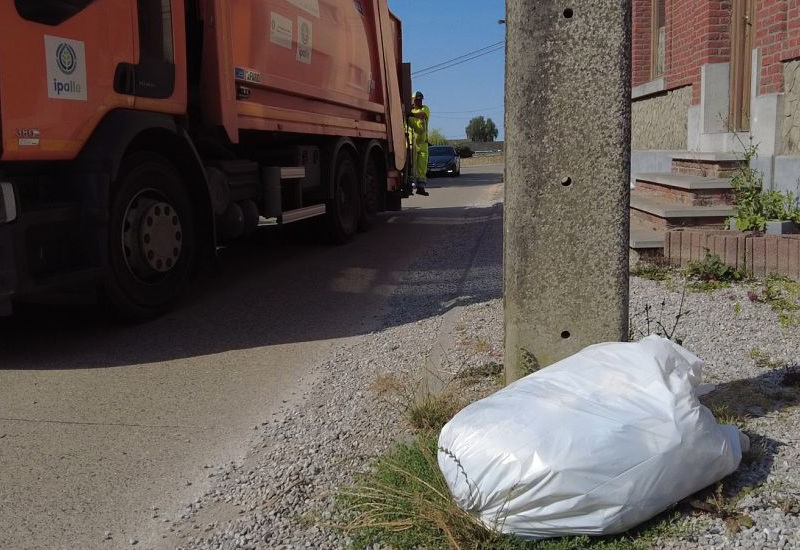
[
  {"xmin": 630, "ymin": 277, "xmax": 800, "ymax": 550},
  {"xmin": 162, "ymin": 202, "xmax": 800, "ymax": 548}
]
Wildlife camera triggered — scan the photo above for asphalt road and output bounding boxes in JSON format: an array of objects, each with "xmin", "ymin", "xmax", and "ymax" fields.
[{"xmin": 0, "ymin": 164, "xmax": 503, "ymax": 550}]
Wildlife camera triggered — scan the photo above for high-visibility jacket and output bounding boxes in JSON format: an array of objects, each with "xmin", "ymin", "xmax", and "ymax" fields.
[{"xmin": 408, "ymin": 105, "xmax": 430, "ymax": 145}]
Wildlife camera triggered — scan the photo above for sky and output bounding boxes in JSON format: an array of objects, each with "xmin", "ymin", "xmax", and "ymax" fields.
[{"xmin": 387, "ymin": 1, "xmax": 506, "ymax": 141}]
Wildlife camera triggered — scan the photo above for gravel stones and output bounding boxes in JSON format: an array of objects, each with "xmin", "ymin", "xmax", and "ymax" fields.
[{"xmin": 169, "ymin": 210, "xmax": 799, "ymax": 549}]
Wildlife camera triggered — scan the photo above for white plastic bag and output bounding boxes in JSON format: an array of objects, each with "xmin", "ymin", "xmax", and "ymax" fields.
[{"xmin": 438, "ymin": 335, "xmax": 744, "ymax": 539}]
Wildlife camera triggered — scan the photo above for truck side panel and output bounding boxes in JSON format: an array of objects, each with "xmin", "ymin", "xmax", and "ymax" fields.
[{"xmin": 205, "ymin": 0, "xmax": 392, "ymax": 141}]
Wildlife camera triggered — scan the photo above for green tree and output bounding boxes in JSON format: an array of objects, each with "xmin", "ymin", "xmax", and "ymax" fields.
[
  {"xmin": 427, "ymin": 128, "xmax": 448, "ymax": 145},
  {"xmin": 484, "ymin": 118, "xmax": 499, "ymax": 141},
  {"xmin": 465, "ymin": 116, "xmax": 499, "ymax": 142}
]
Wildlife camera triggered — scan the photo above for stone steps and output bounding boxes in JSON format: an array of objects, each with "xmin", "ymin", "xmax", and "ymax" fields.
[
  {"xmin": 671, "ymin": 152, "xmax": 744, "ymax": 178},
  {"xmin": 629, "ymin": 152, "xmax": 740, "ymax": 259},
  {"xmin": 634, "ymin": 172, "xmax": 733, "ymax": 206},
  {"xmin": 631, "ymin": 192, "xmax": 736, "ymax": 231}
]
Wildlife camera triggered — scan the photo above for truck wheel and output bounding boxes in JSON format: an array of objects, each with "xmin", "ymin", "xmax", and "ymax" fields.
[
  {"xmin": 358, "ymin": 153, "xmax": 380, "ymax": 232},
  {"xmin": 326, "ymin": 150, "xmax": 361, "ymax": 243},
  {"xmin": 103, "ymin": 152, "xmax": 195, "ymax": 318}
]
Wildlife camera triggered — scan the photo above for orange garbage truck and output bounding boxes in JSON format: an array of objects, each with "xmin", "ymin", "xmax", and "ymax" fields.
[{"xmin": 0, "ymin": 0, "xmax": 411, "ymax": 317}]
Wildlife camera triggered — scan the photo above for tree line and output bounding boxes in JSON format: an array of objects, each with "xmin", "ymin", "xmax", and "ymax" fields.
[{"xmin": 426, "ymin": 116, "xmax": 499, "ymax": 145}]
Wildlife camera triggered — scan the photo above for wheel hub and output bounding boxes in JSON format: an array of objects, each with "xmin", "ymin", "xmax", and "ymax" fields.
[{"xmin": 123, "ymin": 193, "xmax": 182, "ymax": 281}]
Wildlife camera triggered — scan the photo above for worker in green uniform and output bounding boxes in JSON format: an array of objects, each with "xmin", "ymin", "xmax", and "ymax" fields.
[{"xmin": 408, "ymin": 91, "xmax": 430, "ymax": 196}]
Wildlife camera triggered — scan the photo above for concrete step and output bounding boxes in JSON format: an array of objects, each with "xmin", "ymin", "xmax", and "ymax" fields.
[
  {"xmin": 631, "ymin": 194, "xmax": 734, "ymax": 232},
  {"xmin": 634, "ymin": 172, "xmax": 732, "ymax": 189},
  {"xmin": 629, "ymin": 216, "xmax": 664, "ymax": 248},
  {"xmin": 629, "ymin": 217, "xmax": 665, "ymax": 263},
  {"xmin": 671, "ymin": 152, "xmax": 744, "ymax": 178},
  {"xmin": 671, "ymin": 152, "xmax": 741, "ymax": 162},
  {"xmin": 633, "ymin": 172, "xmax": 734, "ymax": 206},
  {"xmin": 630, "ymin": 228, "xmax": 665, "ymax": 249}
]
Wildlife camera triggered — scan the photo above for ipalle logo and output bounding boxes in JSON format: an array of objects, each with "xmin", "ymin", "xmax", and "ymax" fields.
[
  {"xmin": 52, "ymin": 41, "xmax": 82, "ymax": 96},
  {"xmin": 56, "ymin": 42, "xmax": 77, "ymax": 75}
]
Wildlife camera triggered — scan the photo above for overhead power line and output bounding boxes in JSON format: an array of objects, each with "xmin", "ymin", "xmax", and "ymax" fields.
[
  {"xmin": 412, "ymin": 41, "xmax": 503, "ymax": 74},
  {"xmin": 411, "ymin": 41, "xmax": 505, "ymax": 78},
  {"xmin": 413, "ymin": 45, "xmax": 504, "ymax": 78}
]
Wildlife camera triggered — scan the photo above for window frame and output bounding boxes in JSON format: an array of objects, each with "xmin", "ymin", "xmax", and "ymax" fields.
[{"xmin": 650, "ymin": 0, "xmax": 665, "ymax": 79}]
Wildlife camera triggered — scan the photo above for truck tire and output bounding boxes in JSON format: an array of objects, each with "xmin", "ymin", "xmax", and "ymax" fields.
[
  {"xmin": 358, "ymin": 152, "xmax": 381, "ymax": 232},
  {"xmin": 326, "ymin": 150, "xmax": 361, "ymax": 243},
  {"xmin": 102, "ymin": 152, "xmax": 195, "ymax": 318}
]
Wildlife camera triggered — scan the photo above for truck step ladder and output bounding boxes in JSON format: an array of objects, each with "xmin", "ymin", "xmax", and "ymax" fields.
[{"xmin": 261, "ymin": 166, "xmax": 326, "ymax": 225}]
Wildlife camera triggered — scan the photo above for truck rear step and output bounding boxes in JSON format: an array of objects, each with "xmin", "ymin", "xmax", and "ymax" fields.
[{"xmin": 277, "ymin": 204, "xmax": 326, "ymax": 224}]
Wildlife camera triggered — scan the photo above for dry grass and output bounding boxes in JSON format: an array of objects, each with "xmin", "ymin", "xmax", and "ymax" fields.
[
  {"xmin": 371, "ymin": 371, "xmax": 468, "ymax": 432},
  {"xmin": 338, "ymin": 432, "xmax": 515, "ymax": 549},
  {"xmin": 409, "ymin": 393, "xmax": 467, "ymax": 432},
  {"xmin": 372, "ymin": 372, "xmax": 406, "ymax": 397}
]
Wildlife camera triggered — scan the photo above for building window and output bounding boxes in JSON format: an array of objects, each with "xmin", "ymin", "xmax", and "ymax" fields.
[{"xmin": 651, "ymin": 0, "xmax": 665, "ymax": 78}]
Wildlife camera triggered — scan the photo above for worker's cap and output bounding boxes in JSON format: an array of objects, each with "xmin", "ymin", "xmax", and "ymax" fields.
[{"xmin": 414, "ymin": 91, "xmax": 424, "ymax": 99}]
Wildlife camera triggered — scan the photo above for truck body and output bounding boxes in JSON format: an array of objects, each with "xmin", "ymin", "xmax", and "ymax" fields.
[{"xmin": 0, "ymin": 0, "xmax": 410, "ymax": 317}]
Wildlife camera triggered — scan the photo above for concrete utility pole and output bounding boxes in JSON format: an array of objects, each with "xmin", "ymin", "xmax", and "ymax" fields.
[{"xmin": 504, "ymin": 1, "xmax": 632, "ymax": 383}]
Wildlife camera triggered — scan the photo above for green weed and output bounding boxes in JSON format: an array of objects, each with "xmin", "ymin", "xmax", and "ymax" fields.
[
  {"xmin": 758, "ymin": 275, "xmax": 800, "ymax": 326},
  {"xmin": 685, "ymin": 252, "xmax": 743, "ymax": 291},
  {"xmin": 631, "ymin": 261, "xmax": 674, "ymax": 282}
]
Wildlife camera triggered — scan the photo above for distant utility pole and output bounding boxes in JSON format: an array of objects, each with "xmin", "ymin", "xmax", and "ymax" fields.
[{"xmin": 504, "ymin": 1, "xmax": 631, "ymax": 383}]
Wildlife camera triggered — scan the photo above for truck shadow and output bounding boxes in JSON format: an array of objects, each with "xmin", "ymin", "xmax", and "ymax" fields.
[{"xmin": 0, "ymin": 201, "xmax": 503, "ymax": 369}]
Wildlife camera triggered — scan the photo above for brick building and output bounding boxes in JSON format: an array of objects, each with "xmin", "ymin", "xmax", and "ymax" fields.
[{"xmin": 631, "ymin": 0, "xmax": 800, "ymax": 194}]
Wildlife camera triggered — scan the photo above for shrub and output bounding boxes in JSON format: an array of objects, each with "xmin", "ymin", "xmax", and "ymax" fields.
[
  {"xmin": 455, "ymin": 145, "xmax": 474, "ymax": 158},
  {"xmin": 729, "ymin": 145, "xmax": 800, "ymax": 231}
]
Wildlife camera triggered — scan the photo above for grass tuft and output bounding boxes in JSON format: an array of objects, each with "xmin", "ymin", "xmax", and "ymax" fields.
[
  {"xmin": 408, "ymin": 394, "xmax": 465, "ymax": 432},
  {"xmin": 631, "ymin": 261, "xmax": 674, "ymax": 282},
  {"xmin": 754, "ymin": 275, "xmax": 800, "ymax": 326},
  {"xmin": 338, "ymin": 432, "xmax": 693, "ymax": 549}
]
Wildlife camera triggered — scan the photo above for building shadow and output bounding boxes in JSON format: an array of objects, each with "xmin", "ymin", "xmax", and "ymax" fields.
[{"xmin": 696, "ymin": 364, "xmax": 800, "ymax": 500}]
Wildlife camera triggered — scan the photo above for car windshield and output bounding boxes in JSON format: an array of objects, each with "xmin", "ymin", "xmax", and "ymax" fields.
[{"xmin": 429, "ymin": 147, "xmax": 455, "ymax": 156}]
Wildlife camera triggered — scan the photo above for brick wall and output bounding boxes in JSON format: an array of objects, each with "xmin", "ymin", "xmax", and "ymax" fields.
[
  {"xmin": 664, "ymin": 230, "xmax": 800, "ymax": 280},
  {"xmin": 633, "ymin": 0, "xmax": 732, "ymax": 104},
  {"xmin": 632, "ymin": 1, "xmax": 800, "ymax": 111},
  {"xmin": 788, "ymin": 0, "xmax": 800, "ymax": 59},
  {"xmin": 757, "ymin": 0, "xmax": 789, "ymax": 94},
  {"xmin": 755, "ymin": 0, "xmax": 800, "ymax": 95},
  {"xmin": 633, "ymin": 0, "xmax": 653, "ymax": 87},
  {"xmin": 666, "ymin": 0, "xmax": 704, "ymax": 99}
]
